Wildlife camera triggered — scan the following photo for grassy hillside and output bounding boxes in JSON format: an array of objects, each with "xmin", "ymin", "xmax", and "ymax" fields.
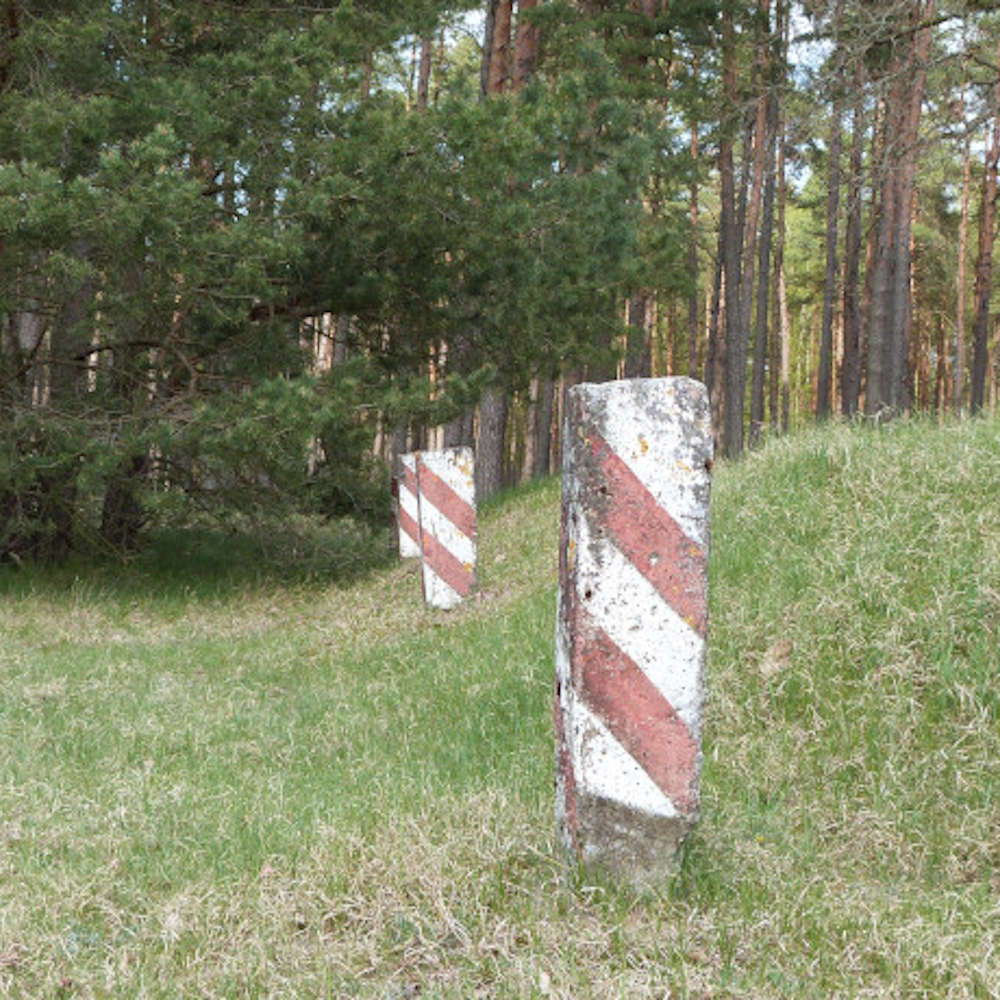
[{"xmin": 1, "ymin": 418, "xmax": 998, "ymax": 998}]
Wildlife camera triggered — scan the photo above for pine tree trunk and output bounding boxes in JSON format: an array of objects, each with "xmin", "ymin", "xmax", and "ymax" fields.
[
  {"xmin": 817, "ymin": 2, "xmax": 844, "ymax": 420},
  {"xmin": 867, "ymin": 0, "xmax": 933, "ymax": 415},
  {"xmin": 706, "ymin": 232, "xmax": 725, "ymax": 448},
  {"xmin": 513, "ymin": 0, "xmax": 539, "ymax": 91},
  {"xmin": 532, "ymin": 374, "xmax": 555, "ymax": 477},
  {"xmin": 480, "ymin": 1, "xmax": 498, "ymax": 99},
  {"xmin": 769, "ymin": 0, "xmax": 789, "ymax": 431},
  {"xmin": 416, "ymin": 34, "xmax": 432, "ymax": 112},
  {"xmin": 475, "ymin": 384, "xmax": 508, "ymax": 502},
  {"xmin": 625, "ymin": 294, "xmax": 651, "ymax": 378},
  {"xmin": 720, "ymin": 0, "xmax": 745, "ymax": 459},
  {"xmin": 841, "ymin": 59, "xmax": 864, "ymax": 417},
  {"xmin": 687, "ymin": 77, "xmax": 700, "ymax": 379},
  {"xmin": 749, "ymin": 78, "xmax": 778, "ymax": 447},
  {"xmin": 487, "ymin": 0, "xmax": 513, "ymax": 95},
  {"xmin": 866, "ymin": 94, "xmax": 896, "ymax": 415},
  {"xmin": 955, "ymin": 81, "xmax": 971, "ymax": 413},
  {"xmin": 971, "ymin": 94, "xmax": 999, "ymax": 414},
  {"xmin": 778, "ymin": 260, "xmax": 791, "ymax": 433}
]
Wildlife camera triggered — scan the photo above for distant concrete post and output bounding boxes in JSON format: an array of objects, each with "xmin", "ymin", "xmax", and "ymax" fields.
[
  {"xmin": 397, "ymin": 453, "xmax": 421, "ymax": 559},
  {"xmin": 554, "ymin": 377, "xmax": 713, "ymax": 887},
  {"xmin": 415, "ymin": 447, "xmax": 477, "ymax": 610}
]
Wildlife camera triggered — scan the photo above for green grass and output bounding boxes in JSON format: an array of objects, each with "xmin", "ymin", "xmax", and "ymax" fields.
[{"xmin": 1, "ymin": 417, "xmax": 998, "ymax": 997}]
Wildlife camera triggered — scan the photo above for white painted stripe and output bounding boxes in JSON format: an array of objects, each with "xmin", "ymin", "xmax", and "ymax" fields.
[
  {"xmin": 418, "ymin": 495, "xmax": 476, "ymax": 569},
  {"xmin": 570, "ymin": 696, "xmax": 678, "ymax": 819},
  {"xmin": 399, "ymin": 482, "xmax": 419, "ymax": 523},
  {"xmin": 556, "ymin": 585, "xmax": 679, "ymax": 821},
  {"xmin": 422, "ymin": 564, "xmax": 462, "ymax": 609},
  {"xmin": 398, "ymin": 453, "xmax": 421, "ymax": 558},
  {"xmin": 420, "ymin": 447, "xmax": 475, "ymax": 504},
  {"xmin": 574, "ymin": 514, "xmax": 705, "ymax": 735},
  {"xmin": 590, "ymin": 379, "xmax": 711, "ymax": 548}
]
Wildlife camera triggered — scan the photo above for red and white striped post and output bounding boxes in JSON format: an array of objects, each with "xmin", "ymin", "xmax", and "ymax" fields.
[
  {"xmin": 554, "ymin": 377, "xmax": 712, "ymax": 886},
  {"xmin": 415, "ymin": 447, "xmax": 477, "ymax": 610},
  {"xmin": 396, "ymin": 453, "xmax": 421, "ymax": 560}
]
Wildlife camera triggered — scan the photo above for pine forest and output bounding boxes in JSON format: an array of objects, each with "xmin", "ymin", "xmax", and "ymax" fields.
[{"xmin": 2, "ymin": 0, "xmax": 999, "ymax": 560}]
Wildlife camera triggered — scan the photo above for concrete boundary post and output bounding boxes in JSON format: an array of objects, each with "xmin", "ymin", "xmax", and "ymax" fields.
[
  {"xmin": 554, "ymin": 377, "xmax": 712, "ymax": 886},
  {"xmin": 397, "ymin": 453, "xmax": 422, "ymax": 560},
  {"xmin": 415, "ymin": 447, "xmax": 477, "ymax": 610}
]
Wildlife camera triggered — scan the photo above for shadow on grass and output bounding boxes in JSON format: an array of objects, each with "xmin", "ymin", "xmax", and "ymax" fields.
[{"xmin": 0, "ymin": 519, "xmax": 397, "ymax": 605}]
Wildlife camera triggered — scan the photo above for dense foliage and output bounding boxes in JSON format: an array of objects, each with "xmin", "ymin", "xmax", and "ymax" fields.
[{"xmin": 2, "ymin": 0, "xmax": 999, "ymax": 561}]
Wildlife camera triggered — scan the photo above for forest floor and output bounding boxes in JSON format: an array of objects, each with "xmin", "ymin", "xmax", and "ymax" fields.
[{"xmin": 1, "ymin": 417, "xmax": 998, "ymax": 998}]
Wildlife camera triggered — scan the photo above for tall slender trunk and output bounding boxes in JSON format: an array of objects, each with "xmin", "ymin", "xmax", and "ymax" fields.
[
  {"xmin": 817, "ymin": 0, "xmax": 845, "ymax": 420},
  {"xmin": 841, "ymin": 57, "xmax": 864, "ymax": 417},
  {"xmin": 416, "ymin": 34, "xmax": 432, "ymax": 112},
  {"xmin": 480, "ymin": 1, "xmax": 498, "ymax": 100},
  {"xmin": 867, "ymin": 0, "xmax": 933, "ymax": 415},
  {"xmin": 769, "ymin": 0, "xmax": 789, "ymax": 431},
  {"xmin": 720, "ymin": 0, "xmax": 745, "ymax": 458},
  {"xmin": 688, "ymin": 112, "xmax": 701, "ymax": 378},
  {"xmin": 532, "ymin": 373, "xmax": 555, "ymax": 478},
  {"xmin": 474, "ymin": 1, "xmax": 515, "ymax": 500},
  {"xmin": 750, "ymin": 69, "xmax": 778, "ymax": 447},
  {"xmin": 625, "ymin": 294, "xmax": 652, "ymax": 377},
  {"xmin": 955, "ymin": 79, "xmax": 972, "ymax": 413},
  {"xmin": 487, "ymin": 0, "xmax": 513, "ymax": 95},
  {"xmin": 706, "ymin": 234, "xmax": 725, "ymax": 446},
  {"xmin": 971, "ymin": 61, "xmax": 1000, "ymax": 414},
  {"xmin": 513, "ymin": 0, "xmax": 539, "ymax": 91},
  {"xmin": 889, "ymin": 13, "xmax": 932, "ymax": 414},
  {"xmin": 866, "ymin": 91, "xmax": 897, "ymax": 414},
  {"xmin": 934, "ymin": 312, "xmax": 947, "ymax": 415}
]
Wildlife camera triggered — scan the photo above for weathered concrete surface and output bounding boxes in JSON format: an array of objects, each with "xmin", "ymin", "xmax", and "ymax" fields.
[
  {"xmin": 397, "ymin": 453, "xmax": 422, "ymax": 560},
  {"xmin": 416, "ymin": 447, "xmax": 477, "ymax": 610},
  {"xmin": 555, "ymin": 377, "xmax": 712, "ymax": 888}
]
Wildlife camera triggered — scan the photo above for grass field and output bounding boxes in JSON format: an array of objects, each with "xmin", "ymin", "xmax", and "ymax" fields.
[{"xmin": 1, "ymin": 417, "xmax": 998, "ymax": 998}]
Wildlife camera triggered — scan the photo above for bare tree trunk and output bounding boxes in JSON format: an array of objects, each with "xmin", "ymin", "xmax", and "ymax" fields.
[
  {"xmin": 480, "ymin": 0, "xmax": 498, "ymax": 100},
  {"xmin": 473, "ymin": 2, "xmax": 515, "ymax": 501},
  {"xmin": 475, "ymin": 384, "xmax": 507, "ymax": 502},
  {"xmin": 487, "ymin": 0, "xmax": 513, "ymax": 95},
  {"xmin": 778, "ymin": 260, "xmax": 791, "ymax": 433},
  {"xmin": 513, "ymin": 0, "xmax": 539, "ymax": 91},
  {"xmin": 955, "ymin": 79, "xmax": 972, "ymax": 414},
  {"xmin": 720, "ymin": 0, "xmax": 745, "ymax": 458},
  {"xmin": 870, "ymin": 0, "xmax": 933, "ymax": 415},
  {"xmin": 971, "ymin": 68, "xmax": 1000, "ymax": 414},
  {"xmin": 888, "ymin": 97, "xmax": 927, "ymax": 412},
  {"xmin": 687, "ymin": 71, "xmax": 701, "ymax": 379},
  {"xmin": 706, "ymin": 235, "xmax": 725, "ymax": 448},
  {"xmin": 416, "ymin": 34, "xmax": 433, "ymax": 112},
  {"xmin": 532, "ymin": 374, "xmax": 555, "ymax": 477},
  {"xmin": 625, "ymin": 294, "xmax": 652, "ymax": 377},
  {"xmin": 841, "ymin": 58, "xmax": 864, "ymax": 417},
  {"xmin": 769, "ymin": 0, "xmax": 789, "ymax": 431},
  {"xmin": 749, "ymin": 67, "xmax": 778, "ymax": 447},
  {"xmin": 866, "ymin": 92, "xmax": 896, "ymax": 415},
  {"xmin": 817, "ymin": 0, "xmax": 845, "ymax": 420}
]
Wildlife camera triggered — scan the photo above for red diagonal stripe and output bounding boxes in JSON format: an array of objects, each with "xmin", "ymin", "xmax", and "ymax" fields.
[
  {"xmin": 402, "ymin": 463, "xmax": 419, "ymax": 497},
  {"xmin": 576, "ymin": 623, "xmax": 697, "ymax": 812},
  {"xmin": 398, "ymin": 507, "xmax": 420, "ymax": 549},
  {"xmin": 421, "ymin": 530, "xmax": 474, "ymax": 597},
  {"xmin": 415, "ymin": 459, "xmax": 476, "ymax": 542},
  {"xmin": 590, "ymin": 433, "xmax": 707, "ymax": 635}
]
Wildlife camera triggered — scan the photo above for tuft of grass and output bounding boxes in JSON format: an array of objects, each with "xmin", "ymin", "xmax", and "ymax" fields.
[{"xmin": 1, "ymin": 416, "xmax": 998, "ymax": 997}]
